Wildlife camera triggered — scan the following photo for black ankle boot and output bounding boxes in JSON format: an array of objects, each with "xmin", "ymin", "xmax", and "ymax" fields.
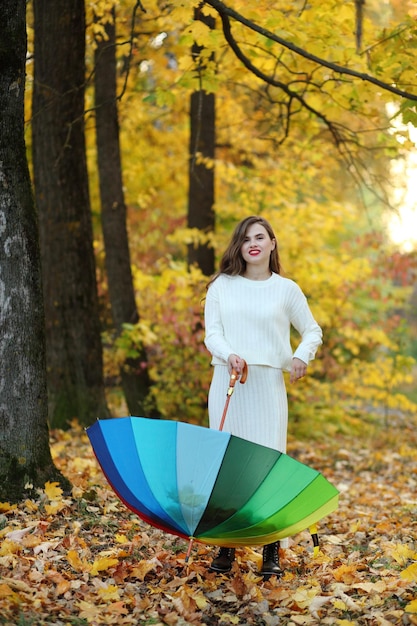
[
  {"xmin": 260, "ymin": 542, "xmax": 281, "ymax": 578},
  {"xmin": 209, "ymin": 547, "xmax": 235, "ymax": 573}
]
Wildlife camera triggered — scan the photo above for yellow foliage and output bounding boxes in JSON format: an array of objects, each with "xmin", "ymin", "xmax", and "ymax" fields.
[
  {"xmin": 90, "ymin": 556, "xmax": 119, "ymax": 577},
  {"xmin": 401, "ymin": 563, "xmax": 417, "ymax": 582},
  {"xmin": 217, "ymin": 614, "xmax": 240, "ymax": 625},
  {"xmin": 67, "ymin": 549, "xmax": 90, "ymax": 573},
  {"xmin": 0, "ymin": 503, "xmax": 17, "ymax": 513},
  {"xmin": 0, "ymin": 583, "xmax": 20, "ymax": 603},
  {"xmin": 292, "ymin": 582, "xmax": 321, "ymax": 608},
  {"xmin": 79, "ymin": 0, "xmax": 417, "ymax": 433},
  {"xmin": 406, "ymin": 599, "xmax": 417, "ymax": 614},
  {"xmin": 0, "ymin": 540, "xmax": 21, "ymax": 556},
  {"xmin": 97, "ymin": 584, "xmax": 121, "ymax": 601},
  {"xmin": 389, "ymin": 543, "xmax": 417, "ymax": 565},
  {"xmin": 45, "ymin": 502, "xmax": 66, "ymax": 516},
  {"xmin": 44, "ymin": 482, "xmax": 63, "ymax": 500}
]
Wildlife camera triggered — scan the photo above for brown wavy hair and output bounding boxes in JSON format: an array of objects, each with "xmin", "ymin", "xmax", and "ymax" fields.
[{"xmin": 207, "ymin": 216, "xmax": 281, "ymax": 289}]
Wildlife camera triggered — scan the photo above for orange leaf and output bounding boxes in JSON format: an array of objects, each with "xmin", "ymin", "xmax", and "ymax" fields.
[
  {"xmin": 129, "ymin": 558, "xmax": 159, "ymax": 581},
  {"xmin": 67, "ymin": 549, "xmax": 90, "ymax": 573},
  {"xmin": 56, "ymin": 580, "xmax": 71, "ymax": 596},
  {"xmin": 0, "ymin": 583, "xmax": 19, "ymax": 602},
  {"xmin": 333, "ymin": 563, "xmax": 360, "ymax": 584},
  {"xmin": 106, "ymin": 601, "xmax": 129, "ymax": 616}
]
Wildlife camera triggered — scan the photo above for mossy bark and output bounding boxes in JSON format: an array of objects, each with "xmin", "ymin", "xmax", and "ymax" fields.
[{"xmin": 0, "ymin": 0, "xmax": 70, "ymax": 502}]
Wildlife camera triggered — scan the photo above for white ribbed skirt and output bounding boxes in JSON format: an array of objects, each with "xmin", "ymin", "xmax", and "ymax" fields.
[
  {"xmin": 208, "ymin": 364, "xmax": 289, "ymax": 548},
  {"xmin": 208, "ymin": 364, "xmax": 288, "ymax": 453}
]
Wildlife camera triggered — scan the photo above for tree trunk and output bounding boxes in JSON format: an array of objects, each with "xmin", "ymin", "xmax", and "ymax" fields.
[
  {"xmin": 94, "ymin": 11, "xmax": 153, "ymax": 416},
  {"xmin": 0, "ymin": 0, "xmax": 70, "ymax": 500},
  {"xmin": 32, "ymin": 0, "xmax": 109, "ymax": 428},
  {"xmin": 187, "ymin": 9, "xmax": 215, "ymax": 276}
]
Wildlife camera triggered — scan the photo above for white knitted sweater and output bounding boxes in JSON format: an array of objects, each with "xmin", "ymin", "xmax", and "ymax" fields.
[{"xmin": 204, "ymin": 273, "xmax": 322, "ymax": 371}]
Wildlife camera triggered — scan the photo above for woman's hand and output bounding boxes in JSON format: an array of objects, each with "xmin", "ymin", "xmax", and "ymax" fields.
[
  {"xmin": 290, "ymin": 357, "xmax": 307, "ymax": 383},
  {"xmin": 227, "ymin": 354, "xmax": 245, "ymax": 376}
]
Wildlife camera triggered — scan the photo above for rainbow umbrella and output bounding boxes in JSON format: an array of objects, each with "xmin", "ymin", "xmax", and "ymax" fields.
[{"xmin": 87, "ymin": 417, "xmax": 338, "ymax": 550}]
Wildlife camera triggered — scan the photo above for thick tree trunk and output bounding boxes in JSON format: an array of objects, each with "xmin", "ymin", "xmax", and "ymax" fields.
[
  {"xmin": 0, "ymin": 0, "xmax": 70, "ymax": 500},
  {"xmin": 32, "ymin": 0, "xmax": 109, "ymax": 428},
  {"xmin": 187, "ymin": 9, "xmax": 216, "ymax": 276},
  {"xmin": 94, "ymin": 13, "xmax": 153, "ymax": 415}
]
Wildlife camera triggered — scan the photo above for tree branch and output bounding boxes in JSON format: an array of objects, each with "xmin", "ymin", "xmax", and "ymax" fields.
[
  {"xmin": 117, "ymin": 0, "xmax": 147, "ymax": 101},
  {"xmin": 211, "ymin": 2, "xmax": 346, "ymax": 149},
  {"xmin": 203, "ymin": 0, "xmax": 399, "ymax": 208},
  {"xmin": 204, "ymin": 0, "xmax": 417, "ymax": 102}
]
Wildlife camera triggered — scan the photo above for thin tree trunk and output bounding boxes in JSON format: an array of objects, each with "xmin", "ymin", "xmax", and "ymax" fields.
[
  {"xmin": 0, "ymin": 0, "xmax": 70, "ymax": 500},
  {"xmin": 187, "ymin": 9, "xmax": 215, "ymax": 276},
  {"xmin": 32, "ymin": 0, "xmax": 109, "ymax": 428},
  {"xmin": 94, "ymin": 11, "xmax": 153, "ymax": 415}
]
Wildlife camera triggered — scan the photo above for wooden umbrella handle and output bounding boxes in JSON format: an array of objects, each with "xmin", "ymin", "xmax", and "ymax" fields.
[
  {"xmin": 219, "ymin": 361, "xmax": 248, "ymax": 431},
  {"xmin": 239, "ymin": 361, "xmax": 248, "ymax": 384},
  {"xmin": 227, "ymin": 361, "xmax": 248, "ymax": 395}
]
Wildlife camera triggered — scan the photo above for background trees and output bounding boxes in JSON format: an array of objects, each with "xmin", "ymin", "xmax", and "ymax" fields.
[
  {"xmin": 104, "ymin": 0, "xmax": 417, "ymax": 428},
  {"xmin": 32, "ymin": 0, "xmax": 109, "ymax": 428},
  {"xmin": 93, "ymin": 5, "xmax": 153, "ymax": 416}
]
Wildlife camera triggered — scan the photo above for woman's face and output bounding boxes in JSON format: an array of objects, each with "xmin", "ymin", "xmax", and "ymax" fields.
[{"xmin": 240, "ymin": 223, "xmax": 276, "ymax": 266}]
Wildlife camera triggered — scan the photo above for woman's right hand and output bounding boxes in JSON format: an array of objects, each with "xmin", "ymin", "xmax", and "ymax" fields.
[{"xmin": 227, "ymin": 354, "xmax": 245, "ymax": 376}]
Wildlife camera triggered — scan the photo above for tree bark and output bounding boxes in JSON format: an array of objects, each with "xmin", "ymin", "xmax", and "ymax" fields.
[
  {"xmin": 187, "ymin": 9, "xmax": 215, "ymax": 276},
  {"xmin": 32, "ymin": 0, "xmax": 109, "ymax": 428},
  {"xmin": 0, "ymin": 0, "xmax": 70, "ymax": 500},
  {"xmin": 94, "ymin": 12, "xmax": 153, "ymax": 416}
]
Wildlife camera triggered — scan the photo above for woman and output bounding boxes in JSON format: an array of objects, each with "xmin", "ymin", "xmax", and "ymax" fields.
[{"xmin": 204, "ymin": 216, "xmax": 322, "ymax": 578}]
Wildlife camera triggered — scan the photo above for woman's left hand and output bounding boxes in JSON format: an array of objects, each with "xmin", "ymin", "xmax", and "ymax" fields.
[{"xmin": 290, "ymin": 357, "xmax": 307, "ymax": 383}]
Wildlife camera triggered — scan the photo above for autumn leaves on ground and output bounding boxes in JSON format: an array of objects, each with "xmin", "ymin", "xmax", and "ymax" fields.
[{"xmin": 1, "ymin": 418, "xmax": 417, "ymax": 626}]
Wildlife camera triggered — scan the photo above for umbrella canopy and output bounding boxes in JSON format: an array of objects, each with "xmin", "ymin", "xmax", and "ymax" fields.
[{"xmin": 87, "ymin": 417, "xmax": 338, "ymax": 548}]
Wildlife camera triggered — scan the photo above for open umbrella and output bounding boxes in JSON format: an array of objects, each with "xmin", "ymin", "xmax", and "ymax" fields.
[{"xmin": 86, "ymin": 416, "xmax": 338, "ymax": 550}]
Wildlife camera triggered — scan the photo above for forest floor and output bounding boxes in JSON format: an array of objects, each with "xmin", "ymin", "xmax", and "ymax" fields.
[{"xmin": 1, "ymin": 416, "xmax": 417, "ymax": 626}]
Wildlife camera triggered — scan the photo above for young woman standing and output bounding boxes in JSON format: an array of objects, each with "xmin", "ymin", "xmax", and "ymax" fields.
[{"xmin": 204, "ymin": 216, "xmax": 323, "ymax": 577}]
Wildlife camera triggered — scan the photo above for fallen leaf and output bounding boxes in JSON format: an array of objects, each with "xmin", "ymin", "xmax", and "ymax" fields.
[
  {"xmin": 5, "ymin": 526, "xmax": 37, "ymax": 543},
  {"xmin": 129, "ymin": 558, "xmax": 160, "ymax": 581},
  {"xmin": 401, "ymin": 563, "xmax": 417, "ymax": 582},
  {"xmin": 44, "ymin": 482, "xmax": 63, "ymax": 500},
  {"xmin": 333, "ymin": 563, "xmax": 361, "ymax": 584},
  {"xmin": 0, "ymin": 540, "xmax": 21, "ymax": 556},
  {"xmin": 217, "ymin": 613, "xmax": 240, "ymax": 624},
  {"xmin": 97, "ymin": 584, "xmax": 120, "ymax": 601},
  {"xmin": 406, "ymin": 598, "xmax": 417, "ymax": 614},
  {"xmin": 0, "ymin": 583, "xmax": 19, "ymax": 602},
  {"xmin": 90, "ymin": 556, "xmax": 119, "ymax": 576},
  {"xmin": 67, "ymin": 549, "xmax": 90, "ymax": 573},
  {"xmin": 0, "ymin": 503, "xmax": 17, "ymax": 513}
]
